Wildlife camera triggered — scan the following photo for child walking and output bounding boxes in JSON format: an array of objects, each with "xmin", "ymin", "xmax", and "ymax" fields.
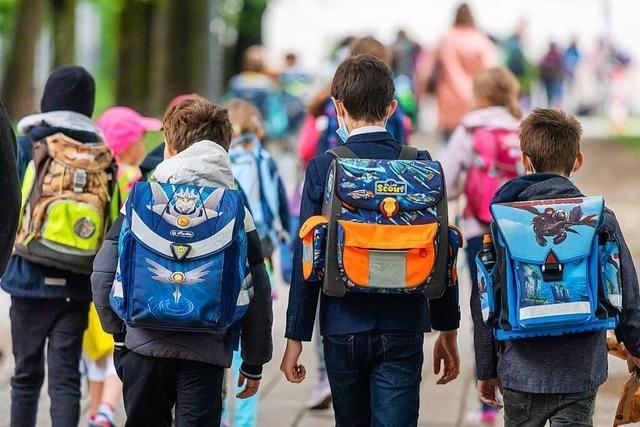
[
  {"xmin": 282, "ymin": 54, "xmax": 461, "ymax": 426},
  {"xmin": 4, "ymin": 66, "xmax": 118, "ymax": 427},
  {"xmin": 443, "ymin": 66, "xmax": 522, "ymax": 423},
  {"xmin": 92, "ymin": 97, "xmax": 273, "ymax": 426},
  {"xmin": 473, "ymin": 108, "xmax": 640, "ymax": 427}
]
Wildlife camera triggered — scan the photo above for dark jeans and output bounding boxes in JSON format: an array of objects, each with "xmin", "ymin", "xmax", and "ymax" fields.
[
  {"xmin": 323, "ymin": 330, "xmax": 424, "ymax": 427},
  {"xmin": 10, "ymin": 296, "xmax": 89, "ymax": 427},
  {"xmin": 115, "ymin": 349, "xmax": 224, "ymax": 427},
  {"xmin": 504, "ymin": 388, "xmax": 597, "ymax": 427}
]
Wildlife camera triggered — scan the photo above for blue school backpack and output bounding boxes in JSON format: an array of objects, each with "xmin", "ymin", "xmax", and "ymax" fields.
[
  {"xmin": 110, "ymin": 181, "xmax": 251, "ymax": 332},
  {"xmin": 299, "ymin": 145, "xmax": 462, "ymax": 299},
  {"xmin": 476, "ymin": 196, "xmax": 622, "ymax": 340},
  {"xmin": 229, "ymin": 134, "xmax": 284, "ymax": 245}
]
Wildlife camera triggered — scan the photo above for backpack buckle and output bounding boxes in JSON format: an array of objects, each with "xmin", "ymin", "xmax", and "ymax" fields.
[
  {"xmin": 171, "ymin": 243, "xmax": 191, "ymax": 261},
  {"xmin": 73, "ymin": 169, "xmax": 87, "ymax": 192},
  {"xmin": 541, "ymin": 250, "xmax": 563, "ymax": 281}
]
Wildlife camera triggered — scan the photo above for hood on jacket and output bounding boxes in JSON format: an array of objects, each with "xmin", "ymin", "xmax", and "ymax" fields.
[
  {"xmin": 461, "ymin": 106, "xmax": 520, "ymax": 130},
  {"xmin": 18, "ymin": 110, "xmax": 103, "ymax": 137},
  {"xmin": 152, "ymin": 140, "xmax": 235, "ymax": 188},
  {"xmin": 493, "ymin": 173, "xmax": 583, "ymax": 204}
]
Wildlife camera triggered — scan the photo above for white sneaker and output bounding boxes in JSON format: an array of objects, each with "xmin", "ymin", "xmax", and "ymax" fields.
[{"xmin": 306, "ymin": 378, "xmax": 332, "ymax": 410}]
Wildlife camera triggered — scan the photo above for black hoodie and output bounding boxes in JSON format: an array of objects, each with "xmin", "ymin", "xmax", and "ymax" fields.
[{"xmin": 471, "ymin": 173, "xmax": 640, "ymax": 393}]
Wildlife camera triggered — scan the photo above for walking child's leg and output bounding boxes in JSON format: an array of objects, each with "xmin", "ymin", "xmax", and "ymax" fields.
[
  {"xmin": 503, "ymin": 389, "xmax": 548, "ymax": 427},
  {"xmin": 10, "ymin": 297, "xmax": 50, "ymax": 427},
  {"xmin": 548, "ymin": 390, "xmax": 597, "ymax": 427},
  {"xmin": 369, "ymin": 332, "xmax": 423, "ymax": 427},
  {"xmin": 174, "ymin": 359, "xmax": 224, "ymax": 427},
  {"xmin": 116, "ymin": 350, "xmax": 176, "ymax": 427},
  {"xmin": 323, "ymin": 334, "xmax": 371, "ymax": 426},
  {"xmin": 46, "ymin": 300, "xmax": 89, "ymax": 427}
]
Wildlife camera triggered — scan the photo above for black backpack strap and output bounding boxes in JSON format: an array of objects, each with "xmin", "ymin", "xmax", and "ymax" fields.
[
  {"xmin": 328, "ymin": 145, "xmax": 357, "ymax": 159},
  {"xmin": 398, "ymin": 145, "xmax": 418, "ymax": 160}
]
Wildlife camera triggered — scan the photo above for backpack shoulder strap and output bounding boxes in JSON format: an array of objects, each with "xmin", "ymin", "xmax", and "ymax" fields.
[
  {"xmin": 398, "ymin": 145, "xmax": 418, "ymax": 160},
  {"xmin": 327, "ymin": 145, "xmax": 357, "ymax": 159}
]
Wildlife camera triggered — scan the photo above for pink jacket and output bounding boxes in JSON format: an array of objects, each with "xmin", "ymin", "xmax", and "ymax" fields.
[{"xmin": 435, "ymin": 26, "xmax": 497, "ymax": 130}]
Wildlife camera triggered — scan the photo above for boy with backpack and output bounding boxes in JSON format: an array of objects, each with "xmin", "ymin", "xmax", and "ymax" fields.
[
  {"xmin": 281, "ymin": 54, "xmax": 461, "ymax": 426},
  {"xmin": 92, "ymin": 97, "xmax": 273, "ymax": 426},
  {"xmin": 473, "ymin": 108, "xmax": 640, "ymax": 426},
  {"xmin": 3, "ymin": 66, "xmax": 117, "ymax": 427}
]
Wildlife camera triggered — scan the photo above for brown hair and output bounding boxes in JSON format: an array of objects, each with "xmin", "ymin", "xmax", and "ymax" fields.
[
  {"xmin": 163, "ymin": 96, "xmax": 233, "ymax": 153},
  {"xmin": 331, "ymin": 54, "xmax": 395, "ymax": 122},
  {"xmin": 242, "ymin": 45, "xmax": 265, "ymax": 73},
  {"xmin": 454, "ymin": 3, "xmax": 475, "ymax": 27},
  {"xmin": 473, "ymin": 67, "xmax": 523, "ymax": 119},
  {"xmin": 519, "ymin": 108, "xmax": 582, "ymax": 175},
  {"xmin": 225, "ymin": 98, "xmax": 262, "ymax": 136},
  {"xmin": 350, "ymin": 36, "xmax": 390, "ymax": 64}
]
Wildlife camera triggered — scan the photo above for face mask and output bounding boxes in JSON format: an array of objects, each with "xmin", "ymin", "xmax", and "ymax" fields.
[{"xmin": 336, "ymin": 117, "xmax": 350, "ymax": 143}]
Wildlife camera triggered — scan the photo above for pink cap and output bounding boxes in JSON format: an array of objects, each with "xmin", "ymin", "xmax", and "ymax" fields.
[{"xmin": 97, "ymin": 107, "xmax": 162, "ymax": 157}]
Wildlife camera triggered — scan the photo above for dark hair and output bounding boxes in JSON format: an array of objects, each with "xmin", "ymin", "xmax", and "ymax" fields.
[
  {"xmin": 454, "ymin": 3, "xmax": 475, "ymax": 27},
  {"xmin": 520, "ymin": 108, "xmax": 582, "ymax": 175},
  {"xmin": 330, "ymin": 54, "xmax": 395, "ymax": 122},
  {"xmin": 163, "ymin": 96, "xmax": 233, "ymax": 153}
]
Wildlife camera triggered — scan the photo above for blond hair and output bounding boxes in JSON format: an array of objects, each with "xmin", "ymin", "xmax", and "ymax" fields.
[
  {"xmin": 225, "ymin": 98, "xmax": 263, "ymax": 136},
  {"xmin": 473, "ymin": 67, "xmax": 523, "ymax": 119}
]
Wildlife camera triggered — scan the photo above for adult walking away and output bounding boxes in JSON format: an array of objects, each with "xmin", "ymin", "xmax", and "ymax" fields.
[
  {"xmin": 0, "ymin": 102, "xmax": 20, "ymax": 276},
  {"xmin": 431, "ymin": 3, "xmax": 497, "ymax": 141}
]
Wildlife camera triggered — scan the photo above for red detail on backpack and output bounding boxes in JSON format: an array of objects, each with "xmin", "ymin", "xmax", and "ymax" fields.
[
  {"xmin": 464, "ymin": 127, "xmax": 521, "ymax": 224},
  {"xmin": 545, "ymin": 251, "xmax": 558, "ymax": 264}
]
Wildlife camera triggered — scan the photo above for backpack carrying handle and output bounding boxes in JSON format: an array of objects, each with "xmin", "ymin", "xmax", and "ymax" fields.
[{"xmin": 328, "ymin": 145, "xmax": 418, "ymax": 161}]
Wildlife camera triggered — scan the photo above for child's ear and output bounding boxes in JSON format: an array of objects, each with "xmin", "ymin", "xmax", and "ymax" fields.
[
  {"xmin": 521, "ymin": 153, "xmax": 535, "ymax": 174},
  {"xmin": 331, "ymin": 97, "xmax": 345, "ymax": 119},
  {"xmin": 385, "ymin": 99, "xmax": 398, "ymax": 118},
  {"xmin": 572, "ymin": 152, "xmax": 584, "ymax": 174}
]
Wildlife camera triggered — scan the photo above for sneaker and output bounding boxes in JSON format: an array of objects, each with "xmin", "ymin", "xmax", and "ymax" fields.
[
  {"xmin": 88, "ymin": 413, "xmax": 116, "ymax": 427},
  {"xmin": 480, "ymin": 408, "xmax": 499, "ymax": 424},
  {"xmin": 306, "ymin": 377, "xmax": 332, "ymax": 410}
]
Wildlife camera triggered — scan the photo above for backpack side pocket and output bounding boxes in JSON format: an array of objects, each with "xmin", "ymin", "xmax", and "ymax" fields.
[
  {"xmin": 599, "ymin": 232, "xmax": 623, "ymax": 313},
  {"xmin": 299, "ymin": 215, "xmax": 328, "ymax": 281}
]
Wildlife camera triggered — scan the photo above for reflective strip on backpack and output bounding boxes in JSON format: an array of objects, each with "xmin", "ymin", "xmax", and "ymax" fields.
[{"xmin": 130, "ymin": 209, "xmax": 235, "ymax": 259}]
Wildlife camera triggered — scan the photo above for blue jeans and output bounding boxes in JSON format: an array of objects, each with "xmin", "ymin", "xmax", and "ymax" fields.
[
  {"xmin": 323, "ymin": 330, "xmax": 424, "ymax": 427},
  {"xmin": 503, "ymin": 388, "xmax": 597, "ymax": 426}
]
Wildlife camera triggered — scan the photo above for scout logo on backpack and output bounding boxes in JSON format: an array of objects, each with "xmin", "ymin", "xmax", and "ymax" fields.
[
  {"xmin": 476, "ymin": 196, "xmax": 621, "ymax": 340},
  {"xmin": 109, "ymin": 182, "xmax": 252, "ymax": 332},
  {"xmin": 14, "ymin": 133, "xmax": 115, "ymax": 275},
  {"xmin": 299, "ymin": 145, "xmax": 462, "ymax": 299}
]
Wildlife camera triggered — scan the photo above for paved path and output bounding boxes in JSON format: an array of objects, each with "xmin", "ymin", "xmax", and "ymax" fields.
[{"xmin": 0, "ymin": 134, "xmax": 637, "ymax": 426}]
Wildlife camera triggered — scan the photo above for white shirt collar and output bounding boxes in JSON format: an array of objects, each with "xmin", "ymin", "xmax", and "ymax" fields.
[{"xmin": 349, "ymin": 125, "xmax": 387, "ymax": 137}]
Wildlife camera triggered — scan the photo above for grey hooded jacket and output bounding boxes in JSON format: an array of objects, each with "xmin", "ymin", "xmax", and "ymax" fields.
[{"xmin": 91, "ymin": 141, "xmax": 273, "ymax": 375}]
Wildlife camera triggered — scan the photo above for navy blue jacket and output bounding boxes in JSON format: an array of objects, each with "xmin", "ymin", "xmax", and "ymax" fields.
[
  {"xmin": 1, "ymin": 126, "xmax": 103, "ymax": 301},
  {"xmin": 471, "ymin": 173, "xmax": 640, "ymax": 393},
  {"xmin": 285, "ymin": 131, "xmax": 460, "ymax": 341}
]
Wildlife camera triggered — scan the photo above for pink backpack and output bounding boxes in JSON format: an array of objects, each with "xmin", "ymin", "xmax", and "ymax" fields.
[{"xmin": 463, "ymin": 127, "xmax": 521, "ymax": 223}]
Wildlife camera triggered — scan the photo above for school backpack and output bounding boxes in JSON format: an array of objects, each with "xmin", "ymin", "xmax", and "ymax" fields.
[
  {"xmin": 227, "ymin": 84, "xmax": 289, "ymax": 140},
  {"xmin": 476, "ymin": 196, "xmax": 621, "ymax": 340},
  {"xmin": 14, "ymin": 133, "xmax": 117, "ymax": 275},
  {"xmin": 464, "ymin": 127, "xmax": 521, "ymax": 224},
  {"xmin": 229, "ymin": 134, "xmax": 284, "ymax": 245},
  {"xmin": 299, "ymin": 145, "xmax": 462, "ymax": 298},
  {"xmin": 110, "ymin": 181, "xmax": 251, "ymax": 332}
]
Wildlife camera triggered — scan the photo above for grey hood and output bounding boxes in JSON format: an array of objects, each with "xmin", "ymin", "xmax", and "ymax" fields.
[
  {"xmin": 17, "ymin": 110, "xmax": 103, "ymax": 137},
  {"xmin": 152, "ymin": 140, "xmax": 235, "ymax": 188}
]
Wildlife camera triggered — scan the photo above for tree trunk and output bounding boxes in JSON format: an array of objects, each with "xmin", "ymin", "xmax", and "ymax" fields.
[
  {"xmin": 224, "ymin": 0, "xmax": 267, "ymax": 83},
  {"xmin": 51, "ymin": 0, "xmax": 76, "ymax": 67},
  {"xmin": 115, "ymin": 0, "xmax": 153, "ymax": 111},
  {"xmin": 1, "ymin": 0, "xmax": 48, "ymax": 118}
]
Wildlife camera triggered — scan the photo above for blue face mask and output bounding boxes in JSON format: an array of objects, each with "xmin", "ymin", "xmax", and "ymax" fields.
[{"xmin": 336, "ymin": 118, "xmax": 349, "ymax": 143}]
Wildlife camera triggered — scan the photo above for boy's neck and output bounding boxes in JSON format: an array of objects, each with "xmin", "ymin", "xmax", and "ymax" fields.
[{"xmin": 348, "ymin": 119, "xmax": 386, "ymax": 132}]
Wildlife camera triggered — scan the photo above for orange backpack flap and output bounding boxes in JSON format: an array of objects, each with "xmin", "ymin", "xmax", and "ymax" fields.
[
  {"xmin": 299, "ymin": 215, "xmax": 328, "ymax": 281},
  {"xmin": 337, "ymin": 221, "xmax": 438, "ymax": 288}
]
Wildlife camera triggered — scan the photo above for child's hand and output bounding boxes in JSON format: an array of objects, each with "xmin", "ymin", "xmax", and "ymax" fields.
[
  {"xmin": 280, "ymin": 339, "xmax": 306, "ymax": 383},
  {"xmin": 478, "ymin": 378, "xmax": 504, "ymax": 409},
  {"xmin": 236, "ymin": 374, "xmax": 260, "ymax": 399},
  {"xmin": 433, "ymin": 330, "xmax": 460, "ymax": 384}
]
